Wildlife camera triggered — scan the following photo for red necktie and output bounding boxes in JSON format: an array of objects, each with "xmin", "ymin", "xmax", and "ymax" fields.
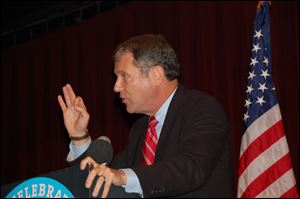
[{"xmin": 142, "ymin": 116, "xmax": 158, "ymax": 166}]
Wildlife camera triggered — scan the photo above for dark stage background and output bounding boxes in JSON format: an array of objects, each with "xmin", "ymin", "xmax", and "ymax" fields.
[{"xmin": 1, "ymin": 1, "xmax": 299, "ymax": 194}]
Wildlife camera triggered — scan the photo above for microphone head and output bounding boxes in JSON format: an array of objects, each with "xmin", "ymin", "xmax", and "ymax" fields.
[
  {"xmin": 97, "ymin": 136, "xmax": 111, "ymax": 144},
  {"xmin": 87, "ymin": 136, "xmax": 113, "ymax": 165}
]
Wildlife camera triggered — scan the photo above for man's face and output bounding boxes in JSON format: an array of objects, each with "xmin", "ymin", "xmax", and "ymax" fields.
[{"xmin": 114, "ymin": 52, "xmax": 155, "ymax": 114}]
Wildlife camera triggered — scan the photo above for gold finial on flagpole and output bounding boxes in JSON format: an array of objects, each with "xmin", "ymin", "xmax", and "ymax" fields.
[{"xmin": 257, "ymin": 1, "xmax": 271, "ymax": 12}]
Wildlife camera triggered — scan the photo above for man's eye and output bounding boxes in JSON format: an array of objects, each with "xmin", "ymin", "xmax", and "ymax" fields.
[{"xmin": 123, "ymin": 74, "xmax": 129, "ymax": 80}]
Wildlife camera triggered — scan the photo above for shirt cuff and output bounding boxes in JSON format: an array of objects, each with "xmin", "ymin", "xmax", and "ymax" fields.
[
  {"xmin": 120, "ymin": 168, "xmax": 143, "ymax": 197},
  {"xmin": 67, "ymin": 136, "xmax": 91, "ymax": 162}
]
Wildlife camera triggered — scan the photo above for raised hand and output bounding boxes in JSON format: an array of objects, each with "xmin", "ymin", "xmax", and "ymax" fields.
[{"xmin": 57, "ymin": 84, "xmax": 90, "ymax": 138}]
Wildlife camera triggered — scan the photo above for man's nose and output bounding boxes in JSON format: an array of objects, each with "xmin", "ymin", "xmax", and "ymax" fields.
[{"xmin": 113, "ymin": 80, "xmax": 122, "ymax": 92}]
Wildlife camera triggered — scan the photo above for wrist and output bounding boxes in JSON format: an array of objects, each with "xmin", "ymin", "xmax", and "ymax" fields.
[
  {"xmin": 118, "ymin": 170, "xmax": 127, "ymax": 185},
  {"xmin": 72, "ymin": 136, "xmax": 90, "ymax": 146},
  {"xmin": 70, "ymin": 129, "xmax": 90, "ymax": 146},
  {"xmin": 69, "ymin": 129, "xmax": 89, "ymax": 141}
]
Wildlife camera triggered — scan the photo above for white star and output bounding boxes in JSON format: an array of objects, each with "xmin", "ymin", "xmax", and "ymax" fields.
[
  {"xmin": 272, "ymin": 86, "xmax": 276, "ymax": 90},
  {"xmin": 263, "ymin": 56, "xmax": 269, "ymax": 66},
  {"xmin": 250, "ymin": 57, "xmax": 259, "ymax": 66},
  {"xmin": 244, "ymin": 98, "xmax": 252, "ymax": 108},
  {"xmin": 256, "ymin": 96, "xmax": 266, "ymax": 106},
  {"xmin": 248, "ymin": 70, "xmax": 256, "ymax": 80},
  {"xmin": 260, "ymin": 69, "xmax": 271, "ymax": 79},
  {"xmin": 254, "ymin": 29, "xmax": 263, "ymax": 40},
  {"xmin": 243, "ymin": 112, "xmax": 250, "ymax": 122},
  {"xmin": 252, "ymin": 43, "xmax": 261, "ymax": 53},
  {"xmin": 246, "ymin": 85, "xmax": 254, "ymax": 94},
  {"xmin": 258, "ymin": 82, "xmax": 268, "ymax": 92}
]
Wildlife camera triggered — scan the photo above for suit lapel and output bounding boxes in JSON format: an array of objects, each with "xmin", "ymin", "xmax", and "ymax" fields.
[
  {"xmin": 133, "ymin": 116, "xmax": 149, "ymax": 166},
  {"xmin": 155, "ymin": 85, "xmax": 186, "ymax": 160}
]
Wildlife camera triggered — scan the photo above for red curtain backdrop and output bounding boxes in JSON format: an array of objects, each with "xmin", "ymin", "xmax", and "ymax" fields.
[{"xmin": 1, "ymin": 1, "xmax": 298, "ymax": 192}]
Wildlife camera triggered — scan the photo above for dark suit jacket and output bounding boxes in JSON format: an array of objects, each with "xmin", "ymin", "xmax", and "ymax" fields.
[{"xmin": 111, "ymin": 84, "xmax": 234, "ymax": 198}]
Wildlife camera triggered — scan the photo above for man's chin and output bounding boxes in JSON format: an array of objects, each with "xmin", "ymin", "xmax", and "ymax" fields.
[
  {"xmin": 125, "ymin": 106, "xmax": 134, "ymax": 114},
  {"xmin": 126, "ymin": 105, "xmax": 141, "ymax": 114}
]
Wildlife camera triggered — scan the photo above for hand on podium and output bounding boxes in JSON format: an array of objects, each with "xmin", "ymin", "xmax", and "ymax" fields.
[{"xmin": 80, "ymin": 156, "xmax": 127, "ymax": 198}]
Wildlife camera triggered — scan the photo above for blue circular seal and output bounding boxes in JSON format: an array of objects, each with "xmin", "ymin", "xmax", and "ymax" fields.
[{"xmin": 5, "ymin": 177, "xmax": 74, "ymax": 198}]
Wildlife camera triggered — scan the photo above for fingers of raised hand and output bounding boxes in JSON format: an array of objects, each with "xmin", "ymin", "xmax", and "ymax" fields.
[
  {"xmin": 65, "ymin": 84, "xmax": 76, "ymax": 102},
  {"xmin": 74, "ymin": 97, "xmax": 90, "ymax": 119},
  {"xmin": 74, "ymin": 96, "xmax": 88, "ymax": 110},
  {"xmin": 57, "ymin": 95, "xmax": 67, "ymax": 112},
  {"xmin": 78, "ymin": 96, "xmax": 87, "ymax": 110},
  {"xmin": 62, "ymin": 86, "xmax": 72, "ymax": 107},
  {"xmin": 74, "ymin": 96, "xmax": 83, "ymax": 107}
]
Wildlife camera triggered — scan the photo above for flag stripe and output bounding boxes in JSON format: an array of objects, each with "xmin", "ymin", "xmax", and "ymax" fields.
[
  {"xmin": 238, "ymin": 136, "xmax": 290, "ymax": 196},
  {"xmin": 257, "ymin": 169, "xmax": 297, "ymax": 198},
  {"xmin": 238, "ymin": 120, "xmax": 285, "ymax": 177},
  {"xmin": 280, "ymin": 185, "xmax": 299, "ymax": 198},
  {"xmin": 241, "ymin": 153, "xmax": 293, "ymax": 197},
  {"xmin": 239, "ymin": 104, "xmax": 281, "ymax": 157}
]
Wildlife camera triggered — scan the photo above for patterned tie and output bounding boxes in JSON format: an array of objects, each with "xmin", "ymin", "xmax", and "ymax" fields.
[{"xmin": 142, "ymin": 116, "xmax": 159, "ymax": 166}]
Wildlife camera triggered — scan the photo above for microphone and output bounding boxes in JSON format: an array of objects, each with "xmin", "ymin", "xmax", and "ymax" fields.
[
  {"xmin": 86, "ymin": 136, "xmax": 113, "ymax": 165},
  {"xmin": 85, "ymin": 136, "xmax": 113, "ymax": 197}
]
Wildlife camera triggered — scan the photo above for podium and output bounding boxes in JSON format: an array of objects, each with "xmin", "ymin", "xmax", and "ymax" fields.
[{"xmin": 1, "ymin": 165, "xmax": 139, "ymax": 198}]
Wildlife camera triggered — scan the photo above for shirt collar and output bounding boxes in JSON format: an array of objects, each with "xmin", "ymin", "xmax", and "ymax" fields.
[{"xmin": 154, "ymin": 87, "xmax": 177, "ymax": 129}]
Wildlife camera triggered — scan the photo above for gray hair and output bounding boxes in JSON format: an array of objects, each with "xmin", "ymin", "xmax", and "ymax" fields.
[{"xmin": 113, "ymin": 34, "xmax": 180, "ymax": 80}]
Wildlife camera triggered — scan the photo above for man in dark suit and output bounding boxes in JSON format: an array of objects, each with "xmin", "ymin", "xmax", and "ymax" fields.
[{"xmin": 58, "ymin": 34, "xmax": 233, "ymax": 198}]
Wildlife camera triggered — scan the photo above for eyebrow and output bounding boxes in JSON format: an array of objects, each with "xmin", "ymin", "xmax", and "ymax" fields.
[{"xmin": 114, "ymin": 70, "xmax": 128, "ymax": 76}]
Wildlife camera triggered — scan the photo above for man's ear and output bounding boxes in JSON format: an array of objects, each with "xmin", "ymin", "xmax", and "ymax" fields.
[{"xmin": 150, "ymin": 66, "xmax": 164, "ymax": 86}]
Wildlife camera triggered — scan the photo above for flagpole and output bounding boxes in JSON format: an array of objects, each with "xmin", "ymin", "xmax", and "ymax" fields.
[{"xmin": 257, "ymin": 1, "xmax": 271, "ymax": 12}]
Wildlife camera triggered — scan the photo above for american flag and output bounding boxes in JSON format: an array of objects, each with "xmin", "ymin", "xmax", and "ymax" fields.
[{"xmin": 237, "ymin": 2, "xmax": 299, "ymax": 198}]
